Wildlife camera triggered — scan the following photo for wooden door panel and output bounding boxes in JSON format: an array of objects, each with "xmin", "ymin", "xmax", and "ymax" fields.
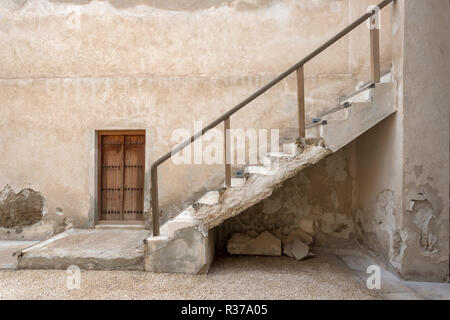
[
  {"xmin": 123, "ymin": 135, "xmax": 145, "ymax": 220},
  {"xmin": 100, "ymin": 135, "xmax": 124, "ymax": 220}
]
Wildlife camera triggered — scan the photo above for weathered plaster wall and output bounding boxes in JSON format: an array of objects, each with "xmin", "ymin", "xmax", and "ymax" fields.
[
  {"xmin": 354, "ymin": 114, "xmax": 403, "ymax": 269},
  {"xmin": 399, "ymin": 0, "xmax": 449, "ymax": 282},
  {"xmin": 0, "ymin": 0, "xmax": 392, "ymax": 78},
  {"xmin": 355, "ymin": 0, "xmax": 450, "ymax": 282},
  {"xmin": 0, "ymin": 0, "xmax": 393, "ymax": 231},
  {"xmin": 217, "ymin": 143, "xmax": 356, "ymax": 253}
]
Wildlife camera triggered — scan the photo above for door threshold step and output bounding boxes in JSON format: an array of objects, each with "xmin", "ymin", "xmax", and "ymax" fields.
[{"xmin": 95, "ymin": 224, "xmax": 146, "ymax": 230}]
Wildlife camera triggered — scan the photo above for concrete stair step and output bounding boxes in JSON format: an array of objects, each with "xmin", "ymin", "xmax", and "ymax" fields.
[
  {"xmin": 265, "ymin": 151, "xmax": 296, "ymax": 158},
  {"xmin": 282, "ymin": 142, "xmax": 298, "ymax": 156},
  {"xmin": 144, "ymin": 203, "xmax": 213, "ymax": 274},
  {"xmin": 245, "ymin": 165, "xmax": 274, "ymax": 176},
  {"xmin": 95, "ymin": 224, "xmax": 146, "ymax": 230},
  {"xmin": 230, "ymin": 178, "xmax": 245, "ymax": 188},
  {"xmin": 197, "ymin": 190, "xmax": 220, "ymax": 205},
  {"xmin": 160, "ymin": 206, "xmax": 199, "ymax": 238}
]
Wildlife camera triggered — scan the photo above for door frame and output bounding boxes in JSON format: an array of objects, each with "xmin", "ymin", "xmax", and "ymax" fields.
[{"xmin": 96, "ymin": 130, "xmax": 146, "ymax": 224}]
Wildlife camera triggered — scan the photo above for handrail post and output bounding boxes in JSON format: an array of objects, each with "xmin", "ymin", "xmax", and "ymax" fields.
[
  {"xmin": 370, "ymin": 15, "xmax": 381, "ymax": 83},
  {"xmin": 224, "ymin": 118, "xmax": 231, "ymax": 188},
  {"xmin": 151, "ymin": 165, "xmax": 160, "ymax": 236},
  {"xmin": 297, "ymin": 66, "xmax": 306, "ymax": 138}
]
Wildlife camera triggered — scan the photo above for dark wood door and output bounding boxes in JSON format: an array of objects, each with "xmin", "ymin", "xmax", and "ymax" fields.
[{"xmin": 100, "ymin": 133, "xmax": 145, "ymax": 221}]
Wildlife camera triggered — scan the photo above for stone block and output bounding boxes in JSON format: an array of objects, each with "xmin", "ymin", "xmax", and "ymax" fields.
[
  {"xmin": 283, "ymin": 236, "xmax": 310, "ymax": 261},
  {"xmin": 144, "ymin": 226, "xmax": 214, "ymax": 274},
  {"xmin": 227, "ymin": 231, "xmax": 281, "ymax": 256}
]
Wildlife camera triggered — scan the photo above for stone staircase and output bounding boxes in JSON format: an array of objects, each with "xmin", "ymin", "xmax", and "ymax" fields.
[{"xmin": 144, "ymin": 81, "xmax": 396, "ymax": 274}]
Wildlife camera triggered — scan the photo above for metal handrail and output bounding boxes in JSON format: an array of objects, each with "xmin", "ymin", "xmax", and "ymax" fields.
[
  {"xmin": 312, "ymin": 82, "xmax": 376, "ymax": 121},
  {"xmin": 150, "ymin": 0, "xmax": 394, "ymax": 236}
]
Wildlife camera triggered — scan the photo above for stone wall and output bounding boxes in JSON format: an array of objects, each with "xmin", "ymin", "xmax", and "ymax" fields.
[
  {"xmin": 0, "ymin": 185, "xmax": 43, "ymax": 228},
  {"xmin": 0, "ymin": 185, "xmax": 72, "ymax": 240}
]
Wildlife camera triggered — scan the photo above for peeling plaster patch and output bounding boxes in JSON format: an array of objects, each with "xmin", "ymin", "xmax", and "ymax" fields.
[
  {"xmin": 376, "ymin": 190, "xmax": 396, "ymax": 227},
  {"xmin": 0, "ymin": 185, "xmax": 44, "ymax": 228},
  {"xmin": 389, "ymin": 229, "xmax": 408, "ymax": 269},
  {"xmin": 410, "ymin": 200, "xmax": 438, "ymax": 254},
  {"xmin": 354, "ymin": 189, "xmax": 399, "ymax": 262},
  {"xmin": 0, "ymin": 185, "xmax": 74, "ymax": 240},
  {"xmin": 404, "ymin": 183, "xmax": 445, "ymax": 258},
  {"xmin": 391, "ymin": 229, "xmax": 402, "ymax": 257}
]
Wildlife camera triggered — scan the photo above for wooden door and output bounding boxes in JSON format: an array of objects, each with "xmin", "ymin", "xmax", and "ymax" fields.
[
  {"xmin": 99, "ymin": 132, "xmax": 145, "ymax": 221},
  {"xmin": 123, "ymin": 135, "xmax": 145, "ymax": 220}
]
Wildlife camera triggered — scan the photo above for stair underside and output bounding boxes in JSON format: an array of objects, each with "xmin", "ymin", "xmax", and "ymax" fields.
[
  {"xmin": 171, "ymin": 82, "xmax": 396, "ymax": 235},
  {"xmin": 191, "ymin": 141, "xmax": 331, "ymax": 234}
]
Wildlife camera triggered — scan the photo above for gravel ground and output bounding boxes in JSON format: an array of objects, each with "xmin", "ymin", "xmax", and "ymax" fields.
[{"xmin": 0, "ymin": 254, "xmax": 380, "ymax": 300}]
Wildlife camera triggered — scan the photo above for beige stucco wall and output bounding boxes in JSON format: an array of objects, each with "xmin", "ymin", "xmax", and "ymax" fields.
[
  {"xmin": 400, "ymin": 0, "xmax": 449, "ymax": 282},
  {"xmin": 355, "ymin": 0, "xmax": 450, "ymax": 282},
  {"xmin": 0, "ymin": 0, "xmax": 393, "ymax": 231}
]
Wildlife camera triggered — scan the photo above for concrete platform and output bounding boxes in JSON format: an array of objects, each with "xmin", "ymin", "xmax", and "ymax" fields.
[
  {"xmin": 17, "ymin": 229, "xmax": 149, "ymax": 271},
  {"xmin": 0, "ymin": 241, "xmax": 39, "ymax": 269}
]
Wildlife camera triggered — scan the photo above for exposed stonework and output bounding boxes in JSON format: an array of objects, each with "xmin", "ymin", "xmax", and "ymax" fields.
[
  {"xmin": 410, "ymin": 200, "xmax": 437, "ymax": 254},
  {"xmin": 0, "ymin": 185, "xmax": 73, "ymax": 241},
  {"xmin": 354, "ymin": 187, "xmax": 405, "ymax": 273},
  {"xmin": 0, "ymin": 185, "xmax": 43, "ymax": 228}
]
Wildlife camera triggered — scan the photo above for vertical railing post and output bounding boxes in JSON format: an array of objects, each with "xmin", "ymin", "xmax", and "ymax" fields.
[
  {"xmin": 224, "ymin": 118, "xmax": 231, "ymax": 188},
  {"xmin": 370, "ymin": 14, "xmax": 381, "ymax": 83},
  {"xmin": 151, "ymin": 165, "xmax": 160, "ymax": 236},
  {"xmin": 297, "ymin": 66, "xmax": 306, "ymax": 138}
]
